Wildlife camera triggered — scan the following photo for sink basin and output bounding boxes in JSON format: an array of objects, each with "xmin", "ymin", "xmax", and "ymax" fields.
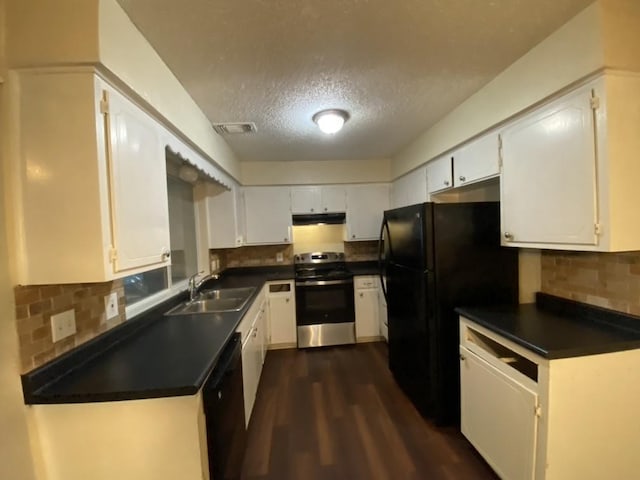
[
  {"xmin": 198, "ymin": 287, "xmax": 256, "ymax": 301},
  {"xmin": 166, "ymin": 286, "xmax": 256, "ymax": 315}
]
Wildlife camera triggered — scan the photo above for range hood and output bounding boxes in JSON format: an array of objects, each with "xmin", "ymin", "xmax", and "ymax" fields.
[{"xmin": 292, "ymin": 213, "xmax": 346, "ymax": 226}]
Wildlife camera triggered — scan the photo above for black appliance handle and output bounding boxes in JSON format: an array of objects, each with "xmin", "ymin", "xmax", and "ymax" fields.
[{"xmin": 378, "ymin": 218, "xmax": 390, "ymax": 303}]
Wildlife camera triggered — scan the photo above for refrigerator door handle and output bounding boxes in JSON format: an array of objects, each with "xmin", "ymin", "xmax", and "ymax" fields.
[{"xmin": 378, "ymin": 219, "xmax": 390, "ymax": 302}]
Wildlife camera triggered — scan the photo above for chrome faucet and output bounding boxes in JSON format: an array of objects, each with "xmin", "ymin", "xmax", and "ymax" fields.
[{"xmin": 188, "ymin": 271, "xmax": 220, "ymax": 301}]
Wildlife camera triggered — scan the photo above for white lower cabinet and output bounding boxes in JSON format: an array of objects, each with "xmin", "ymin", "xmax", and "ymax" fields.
[
  {"xmin": 460, "ymin": 345, "xmax": 537, "ymax": 480},
  {"xmin": 378, "ymin": 281, "xmax": 388, "ymax": 342},
  {"xmin": 460, "ymin": 316, "xmax": 640, "ymax": 480},
  {"xmin": 354, "ymin": 276, "xmax": 381, "ymax": 341},
  {"xmin": 266, "ymin": 281, "xmax": 297, "ymax": 348},
  {"xmin": 237, "ymin": 287, "xmax": 267, "ymax": 426}
]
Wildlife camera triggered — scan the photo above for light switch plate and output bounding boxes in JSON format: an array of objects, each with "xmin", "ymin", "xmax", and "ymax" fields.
[
  {"xmin": 51, "ymin": 309, "xmax": 76, "ymax": 342},
  {"xmin": 276, "ymin": 252, "xmax": 284, "ymax": 262},
  {"xmin": 104, "ymin": 292, "xmax": 119, "ymax": 321}
]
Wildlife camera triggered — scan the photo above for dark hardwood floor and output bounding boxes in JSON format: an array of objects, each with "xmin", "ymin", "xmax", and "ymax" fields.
[{"xmin": 242, "ymin": 342, "xmax": 498, "ymax": 480}]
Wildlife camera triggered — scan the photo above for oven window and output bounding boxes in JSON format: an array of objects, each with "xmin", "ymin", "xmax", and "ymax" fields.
[{"xmin": 296, "ymin": 283, "xmax": 355, "ymax": 326}]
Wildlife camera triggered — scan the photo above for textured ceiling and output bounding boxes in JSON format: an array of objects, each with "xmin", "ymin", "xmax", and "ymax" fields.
[{"xmin": 116, "ymin": 0, "xmax": 593, "ymax": 162}]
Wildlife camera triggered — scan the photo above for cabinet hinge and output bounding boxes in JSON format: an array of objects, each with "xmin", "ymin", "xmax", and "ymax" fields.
[
  {"xmin": 109, "ymin": 247, "xmax": 118, "ymax": 263},
  {"xmin": 100, "ymin": 92, "xmax": 110, "ymax": 115},
  {"xmin": 590, "ymin": 95, "xmax": 600, "ymax": 110},
  {"xmin": 534, "ymin": 405, "xmax": 542, "ymax": 418},
  {"xmin": 595, "ymin": 223, "xmax": 602, "ymax": 235}
]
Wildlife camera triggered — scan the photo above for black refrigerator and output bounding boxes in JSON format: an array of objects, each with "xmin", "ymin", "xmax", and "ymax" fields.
[{"xmin": 378, "ymin": 202, "xmax": 519, "ymax": 425}]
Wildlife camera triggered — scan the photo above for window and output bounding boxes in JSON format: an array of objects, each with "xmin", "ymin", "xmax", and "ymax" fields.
[
  {"xmin": 167, "ymin": 175, "xmax": 198, "ymax": 283},
  {"xmin": 124, "ymin": 170, "xmax": 198, "ymax": 311}
]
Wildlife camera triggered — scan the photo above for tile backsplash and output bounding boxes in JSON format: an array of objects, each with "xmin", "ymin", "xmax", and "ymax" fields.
[
  {"xmin": 15, "ymin": 280, "xmax": 125, "ymax": 372},
  {"xmin": 211, "ymin": 241, "xmax": 379, "ymax": 271},
  {"xmin": 541, "ymin": 250, "xmax": 640, "ymax": 315},
  {"xmin": 211, "ymin": 245, "xmax": 294, "ymax": 270},
  {"xmin": 344, "ymin": 241, "xmax": 378, "ymax": 262}
]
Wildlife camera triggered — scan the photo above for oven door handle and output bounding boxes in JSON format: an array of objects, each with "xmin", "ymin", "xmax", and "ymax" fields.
[{"xmin": 295, "ymin": 279, "xmax": 353, "ymax": 287}]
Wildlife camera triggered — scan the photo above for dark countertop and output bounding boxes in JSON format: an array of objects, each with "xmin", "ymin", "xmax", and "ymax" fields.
[
  {"xmin": 23, "ymin": 266, "xmax": 294, "ymax": 404},
  {"xmin": 347, "ymin": 260, "xmax": 379, "ymax": 276},
  {"xmin": 456, "ymin": 293, "xmax": 640, "ymax": 359}
]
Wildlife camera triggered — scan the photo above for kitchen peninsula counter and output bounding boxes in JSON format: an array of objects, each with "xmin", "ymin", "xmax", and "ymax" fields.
[
  {"xmin": 22, "ymin": 266, "xmax": 294, "ymax": 404},
  {"xmin": 456, "ymin": 292, "xmax": 640, "ymax": 359}
]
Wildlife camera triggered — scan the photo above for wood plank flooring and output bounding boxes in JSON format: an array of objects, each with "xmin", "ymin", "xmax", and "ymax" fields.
[{"xmin": 242, "ymin": 342, "xmax": 498, "ymax": 480}]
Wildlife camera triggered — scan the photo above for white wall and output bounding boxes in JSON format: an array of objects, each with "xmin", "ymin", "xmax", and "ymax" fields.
[
  {"xmin": 5, "ymin": 0, "xmax": 99, "ymax": 67},
  {"xmin": 5, "ymin": 0, "xmax": 241, "ymax": 182},
  {"xmin": 600, "ymin": 0, "xmax": 640, "ymax": 71},
  {"xmin": 0, "ymin": 1, "xmax": 38, "ymax": 478},
  {"xmin": 392, "ymin": 2, "xmax": 605, "ymax": 178},
  {"xmin": 241, "ymin": 158, "xmax": 391, "ymax": 185},
  {"xmin": 98, "ymin": 0, "xmax": 241, "ymax": 181}
]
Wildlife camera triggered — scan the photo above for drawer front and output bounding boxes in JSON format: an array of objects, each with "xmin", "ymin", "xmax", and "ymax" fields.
[
  {"xmin": 460, "ymin": 346, "xmax": 538, "ymax": 480},
  {"xmin": 354, "ymin": 276, "xmax": 377, "ymax": 289}
]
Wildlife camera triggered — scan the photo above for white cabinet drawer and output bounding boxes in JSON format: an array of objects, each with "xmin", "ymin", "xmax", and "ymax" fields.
[{"xmin": 354, "ymin": 276, "xmax": 378, "ymax": 289}]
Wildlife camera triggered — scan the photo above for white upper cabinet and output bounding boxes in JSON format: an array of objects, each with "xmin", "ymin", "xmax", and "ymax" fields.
[
  {"xmin": 426, "ymin": 155, "xmax": 453, "ymax": 194},
  {"xmin": 106, "ymin": 89, "xmax": 171, "ymax": 272},
  {"xmin": 243, "ymin": 186, "xmax": 292, "ymax": 245},
  {"xmin": 321, "ymin": 185, "xmax": 347, "ymax": 213},
  {"xmin": 426, "ymin": 133, "xmax": 499, "ymax": 195},
  {"xmin": 501, "ymin": 84, "xmax": 598, "ymax": 247},
  {"xmin": 391, "ymin": 166, "xmax": 428, "ymax": 208},
  {"xmin": 453, "ymin": 132, "xmax": 500, "ymax": 187},
  {"xmin": 206, "ymin": 184, "xmax": 244, "ymax": 248},
  {"xmin": 291, "ymin": 186, "xmax": 320, "ymax": 214},
  {"xmin": 345, "ymin": 184, "xmax": 390, "ymax": 241},
  {"xmin": 500, "ymin": 72, "xmax": 640, "ymax": 251},
  {"xmin": 290, "ymin": 185, "xmax": 346, "ymax": 214},
  {"xmin": 11, "ymin": 70, "xmax": 171, "ymax": 284},
  {"xmin": 498, "ymin": 73, "xmax": 640, "ymax": 251}
]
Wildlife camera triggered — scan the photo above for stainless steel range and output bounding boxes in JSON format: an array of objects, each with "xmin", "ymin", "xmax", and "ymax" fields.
[{"xmin": 294, "ymin": 252, "xmax": 356, "ymax": 348}]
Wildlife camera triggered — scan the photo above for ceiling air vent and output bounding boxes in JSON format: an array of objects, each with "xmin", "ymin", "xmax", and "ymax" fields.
[{"xmin": 212, "ymin": 122, "xmax": 257, "ymax": 135}]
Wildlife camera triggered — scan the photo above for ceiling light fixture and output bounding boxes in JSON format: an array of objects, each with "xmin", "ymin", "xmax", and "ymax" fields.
[{"xmin": 312, "ymin": 109, "xmax": 349, "ymax": 135}]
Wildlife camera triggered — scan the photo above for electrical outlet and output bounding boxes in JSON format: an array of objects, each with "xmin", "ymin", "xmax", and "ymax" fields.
[
  {"xmin": 51, "ymin": 309, "xmax": 76, "ymax": 342},
  {"xmin": 104, "ymin": 292, "xmax": 119, "ymax": 321},
  {"xmin": 276, "ymin": 252, "xmax": 284, "ymax": 263}
]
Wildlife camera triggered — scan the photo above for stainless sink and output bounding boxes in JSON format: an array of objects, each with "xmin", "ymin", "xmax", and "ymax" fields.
[
  {"xmin": 166, "ymin": 286, "xmax": 256, "ymax": 315},
  {"xmin": 197, "ymin": 287, "xmax": 256, "ymax": 301}
]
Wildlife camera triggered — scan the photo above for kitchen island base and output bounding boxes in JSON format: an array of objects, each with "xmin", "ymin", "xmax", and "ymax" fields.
[{"xmin": 459, "ymin": 315, "xmax": 640, "ymax": 480}]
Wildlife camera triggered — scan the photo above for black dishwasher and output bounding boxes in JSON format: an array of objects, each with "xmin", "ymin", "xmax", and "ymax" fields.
[{"xmin": 203, "ymin": 333, "xmax": 246, "ymax": 480}]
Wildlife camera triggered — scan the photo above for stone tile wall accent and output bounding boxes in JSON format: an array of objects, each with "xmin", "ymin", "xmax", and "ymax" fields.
[
  {"xmin": 211, "ymin": 245, "xmax": 294, "ymax": 270},
  {"xmin": 14, "ymin": 280, "xmax": 125, "ymax": 372},
  {"xmin": 344, "ymin": 241, "xmax": 379, "ymax": 262},
  {"xmin": 541, "ymin": 251, "xmax": 640, "ymax": 315},
  {"xmin": 211, "ymin": 241, "xmax": 379, "ymax": 270}
]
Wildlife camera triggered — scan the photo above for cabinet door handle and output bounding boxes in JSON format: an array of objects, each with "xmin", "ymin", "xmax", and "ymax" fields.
[
  {"xmin": 504, "ymin": 232, "xmax": 514, "ymax": 241},
  {"xmin": 444, "ymin": 180, "xmax": 450, "ymax": 186},
  {"xmin": 161, "ymin": 249, "xmax": 171, "ymax": 260},
  {"xmin": 286, "ymin": 298, "xmax": 290, "ymax": 303},
  {"xmin": 359, "ymin": 292, "xmax": 363, "ymax": 298},
  {"xmin": 459, "ymin": 175, "xmax": 466, "ymax": 182},
  {"xmin": 310, "ymin": 208, "xmax": 314, "ymax": 212},
  {"xmin": 324, "ymin": 207, "xmax": 328, "ymax": 212},
  {"xmin": 352, "ymin": 234, "xmax": 356, "ymax": 239},
  {"xmin": 460, "ymin": 354, "xmax": 466, "ymax": 361}
]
